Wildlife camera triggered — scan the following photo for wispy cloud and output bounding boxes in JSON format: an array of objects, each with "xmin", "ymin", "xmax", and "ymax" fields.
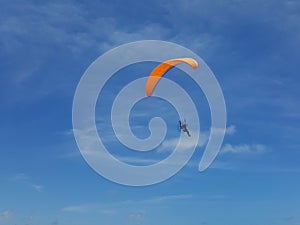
[
  {"xmin": 31, "ymin": 184, "xmax": 44, "ymax": 192},
  {"xmin": 158, "ymin": 132, "xmax": 208, "ymax": 153},
  {"xmin": 0, "ymin": 2, "xmax": 171, "ymax": 57},
  {"xmin": 210, "ymin": 124, "xmax": 269, "ymax": 156},
  {"xmin": 128, "ymin": 212, "xmax": 145, "ymax": 223},
  {"xmin": 62, "ymin": 205, "xmax": 90, "ymax": 213},
  {"xmin": 67, "ymin": 124, "xmax": 238, "ymax": 167},
  {"xmin": 283, "ymin": 215, "xmax": 300, "ymax": 225},
  {"xmin": 10, "ymin": 173, "xmax": 29, "ymax": 181},
  {"xmin": 139, "ymin": 194, "xmax": 192, "ymax": 204},
  {"xmin": 0, "ymin": 210, "xmax": 14, "ymax": 221},
  {"xmin": 209, "ymin": 161, "xmax": 236, "ymax": 171},
  {"xmin": 101, "ymin": 209, "xmax": 115, "ymax": 216},
  {"xmin": 10, "ymin": 173, "xmax": 44, "ymax": 192},
  {"xmin": 62, "ymin": 194, "xmax": 192, "ymax": 214},
  {"xmin": 158, "ymin": 125, "xmax": 236, "ymax": 153},
  {"xmin": 221, "ymin": 143, "xmax": 268, "ymax": 154},
  {"xmin": 225, "ymin": 125, "xmax": 236, "ymax": 135}
]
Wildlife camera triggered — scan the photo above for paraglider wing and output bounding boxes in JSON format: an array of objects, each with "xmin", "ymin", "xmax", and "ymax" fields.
[{"xmin": 145, "ymin": 58, "xmax": 198, "ymax": 97}]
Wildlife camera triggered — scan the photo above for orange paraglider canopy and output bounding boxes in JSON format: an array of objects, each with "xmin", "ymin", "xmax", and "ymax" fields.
[{"xmin": 145, "ymin": 58, "xmax": 198, "ymax": 97}]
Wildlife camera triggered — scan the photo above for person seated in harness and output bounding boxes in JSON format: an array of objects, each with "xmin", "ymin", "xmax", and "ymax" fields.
[{"xmin": 179, "ymin": 120, "xmax": 191, "ymax": 137}]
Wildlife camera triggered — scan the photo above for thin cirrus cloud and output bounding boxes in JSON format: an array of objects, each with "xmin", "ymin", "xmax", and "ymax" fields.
[
  {"xmin": 221, "ymin": 143, "xmax": 268, "ymax": 154},
  {"xmin": 10, "ymin": 173, "xmax": 44, "ymax": 192},
  {"xmin": 0, "ymin": 210, "xmax": 14, "ymax": 221},
  {"xmin": 2, "ymin": 1, "xmax": 298, "ymax": 74},
  {"xmin": 61, "ymin": 194, "xmax": 192, "ymax": 214},
  {"xmin": 31, "ymin": 184, "xmax": 44, "ymax": 192},
  {"xmin": 128, "ymin": 212, "xmax": 145, "ymax": 222},
  {"xmin": 0, "ymin": 2, "xmax": 170, "ymax": 56}
]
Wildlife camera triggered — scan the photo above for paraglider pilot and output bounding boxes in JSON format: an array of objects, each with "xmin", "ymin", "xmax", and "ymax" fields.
[{"xmin": 179, "ymin": 120, "xmax": 191, "ymax": 137}]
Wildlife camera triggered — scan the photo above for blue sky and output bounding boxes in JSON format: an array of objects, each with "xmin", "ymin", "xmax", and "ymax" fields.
[{"xmin": 1, "ymin": 0, "xmax": 300, "ymax": 224}]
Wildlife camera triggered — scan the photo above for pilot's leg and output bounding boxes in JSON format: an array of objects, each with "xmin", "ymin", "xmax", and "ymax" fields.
[{"xmin": 186, "ymin": 130, "xmax": 191, "ymax": 137}]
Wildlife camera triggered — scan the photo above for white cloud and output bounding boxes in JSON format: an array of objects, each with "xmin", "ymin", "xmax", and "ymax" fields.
[
  {"xmin": 128, "ymin": 212, "xmax": 145, "ymax": 222},
  {"xmin": 61, "ymin": 205, "xmax": 90, "ymax": 213},
  {"xmin": 226, "ymin": 125, "xmax": 236, "ymax": 135},
  {"xmin": 10, "ymin": 173, "xmax": 44, "ymax": 192},
  {"xmin": 101, "ymin": 209, "xmax": 115, "ymax": 215},
  {"xmin": 158, "ymin": 131, "xmax": 209, "ymax": 153},
  {"xmin": 32, "ymin": 184, "xmax": 44, "ymax": 192},
  {"xmin": 157, "ymin": 125, "xmax": 234, "ymax": 155},
  {"xmin": 62, "ymin": 203, "xmax": 115, "ymax": 214},
  {"xmin": 62, "ymin": 194, "xmax": 191, "ymax": 214},
  {"xmin": 10, "ymin": 173, "xmax": 29, "ymax": 181},
  {"xmin": 0, "ymin": 210, "xmax": 14, "ymax": 221},
  {"xmin": 0, "ymin": 2, "xmax": 172, "ymax": 57},
  {"xmin": 159, "ymin": 138, "xmax": 193, "ymax": 152},
  {"xmin": 141, "ymin": 194, "xmax": 192, "ymax": 204},
  {"xmin": 221, "ymin": 143, "xmax": 267, "ymax": 154}
]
